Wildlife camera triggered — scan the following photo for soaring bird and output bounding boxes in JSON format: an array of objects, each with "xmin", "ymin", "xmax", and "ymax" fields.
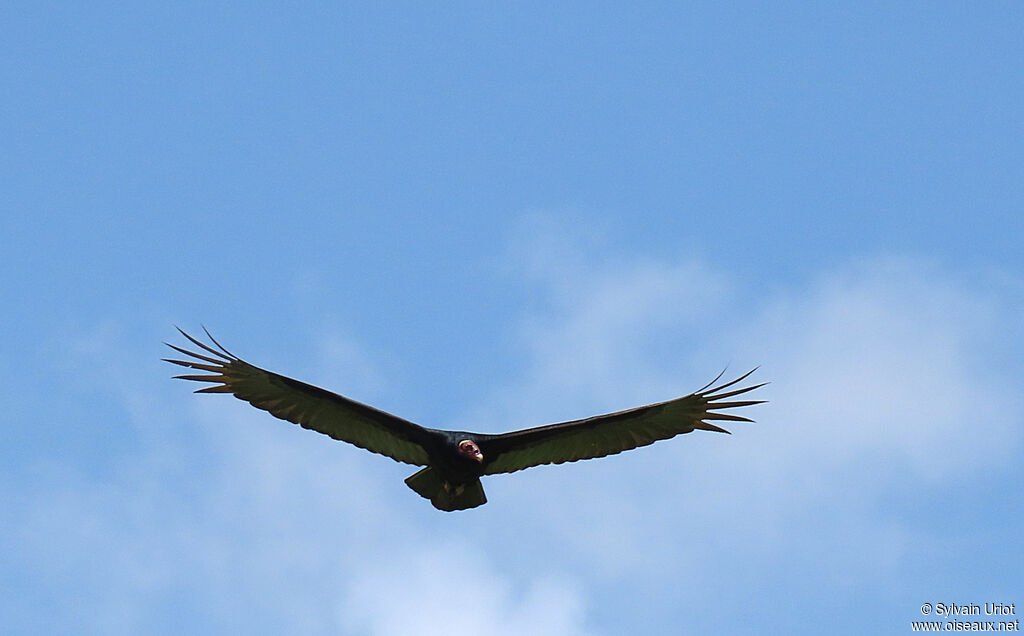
[{"xmin": 165, "ymin": 328, "xmax": 765, "ymax": 511}]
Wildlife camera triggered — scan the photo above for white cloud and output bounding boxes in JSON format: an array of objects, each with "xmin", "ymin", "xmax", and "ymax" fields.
[
  {"xmin": 468, "ymin": 216, "xmax": 735, "ymax": 433},
  {"xmin": 737, "ymin": 257, "xmax": 1019, "ymax": 479},
  {"xmin": 470, "ymin": 238, "xmax": 1022, "ymax": 601},
  {"xmin": 3, "ymin": 326, "xmax": 595, "ymax": 635},
  {"xmin": 339, "ymin": 544, "xmax": 589, "ymax": 636},
  {"xmin": 5, "ymin": 233, "xmax": 1021, "ymax": 635}
]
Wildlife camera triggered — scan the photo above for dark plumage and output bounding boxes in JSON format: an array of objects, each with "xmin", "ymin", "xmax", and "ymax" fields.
[{"xmin": 165, "ymin": 328, "xmax": 766, "ymax": 511}]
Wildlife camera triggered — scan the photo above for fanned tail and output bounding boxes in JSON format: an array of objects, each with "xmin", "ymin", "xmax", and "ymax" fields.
[{"xmin": 404, "ymin": 468, "xmax": 487, "ymax": 512}]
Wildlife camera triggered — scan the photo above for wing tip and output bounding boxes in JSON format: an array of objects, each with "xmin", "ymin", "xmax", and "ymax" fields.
[
  {"xmin": 697, "ymin": 368, "xmax": 767, "ymax": 428},
  {"xmin": 165, "ymin": 329, "xmax": 241, "ymax": 393},
  {"xmin": 194, "ymin": 385, "xmax": 234, "ymax": 393},
  {"xmin": 201, "ymin": 324, "xmax": 239, "ymax": 360},
  {"xmin": 695, "ymin": 421, "xmax": 732, "ymax": 434},
  {"xmin": 171, "ymin": 326, "xmax": 237, "ymax": 362},
  {"xmin": 695, "ymin": 367, "xmax": 728, "ymax": 393}
]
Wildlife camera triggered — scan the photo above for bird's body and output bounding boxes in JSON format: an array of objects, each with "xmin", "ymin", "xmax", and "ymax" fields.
[
  {"xmin": 402, "ymin": 432, "xmax": 490, "ymax": 510},
  {"xmin": 165, "ymin": 328, "xmax": 765, "ymax": 511}
]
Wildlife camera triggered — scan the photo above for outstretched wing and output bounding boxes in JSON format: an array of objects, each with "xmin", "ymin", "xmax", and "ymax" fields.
[
  {"xmin": 164, "ymin": 328, "xmax": 432, "ymax": 466},
  {"xmin": 478, "ymin": 370, "xmax": 765, "ymax": 475}
]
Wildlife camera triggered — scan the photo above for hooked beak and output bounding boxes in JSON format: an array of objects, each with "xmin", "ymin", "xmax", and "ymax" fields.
[{"xmin": 459, "ymin": 440, "xmax": 484, "ymax": 463}]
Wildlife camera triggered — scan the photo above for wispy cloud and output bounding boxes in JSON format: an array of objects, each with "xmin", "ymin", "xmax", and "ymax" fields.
[
  {"xmin": 339, "ymin": 543, "xmax": 589, "ymax": 636},
  {"xmin": 463, "ymin": 230, "xmax": 1023, "ymax": 628},
  {"xmin": 4, "ymin": 229, "xmax": 1021, "ymax": 635}
]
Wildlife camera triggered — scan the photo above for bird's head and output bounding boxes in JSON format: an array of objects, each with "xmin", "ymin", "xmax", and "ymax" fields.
[{"xmin": 457, "ymin": 439, "xmax": 484, "ymax": 463}]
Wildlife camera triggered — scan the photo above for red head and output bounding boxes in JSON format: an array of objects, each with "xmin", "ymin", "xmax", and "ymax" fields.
[{"xmin": 457, "ymin": 439, "xmax": 484, "ymax": 463}]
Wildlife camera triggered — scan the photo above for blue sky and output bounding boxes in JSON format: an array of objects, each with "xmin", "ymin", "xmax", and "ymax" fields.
[{"xmin": 2, "ymin": 3, "xmax": 1022, "ymax": 634}]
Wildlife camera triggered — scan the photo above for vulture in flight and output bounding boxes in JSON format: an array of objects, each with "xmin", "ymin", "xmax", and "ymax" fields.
[{"xmin": 165, "ymin": 328, "xmax": 765, "ymax": 512}]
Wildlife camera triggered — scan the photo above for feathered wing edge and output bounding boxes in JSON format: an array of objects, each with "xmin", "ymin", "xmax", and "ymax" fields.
[
  {"xmin": 687, "ymin": 367, "xmax": 768, "ymax": 433},
  {"xmin": 164, "ymin": 327, "xmax": 432, "ymax": 466},
  {"xmin": 479, "ymin": 369, "xmax": 766, "ymax": 475}
]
